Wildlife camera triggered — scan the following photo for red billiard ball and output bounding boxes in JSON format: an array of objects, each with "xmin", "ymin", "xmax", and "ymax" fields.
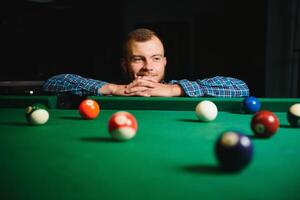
[
  {"xmin": 108, "ymin": 111, "xmax": 138, "ymax": 141},
  {"xmin": 251, "ymin": 110, "xmax": 279, "ymax": 138},
  {"xmin": 78, "ymin": 99, "xmax": 100, "ymax": 119}
]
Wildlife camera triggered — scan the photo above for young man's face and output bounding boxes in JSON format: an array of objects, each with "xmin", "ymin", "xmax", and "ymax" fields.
[{"xmin": 122, "ymin": 36, "xmax": 167, "ymax": 83}]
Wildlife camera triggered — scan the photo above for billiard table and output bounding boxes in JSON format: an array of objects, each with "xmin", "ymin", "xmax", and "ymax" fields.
[{"xmin": 0, "ymin": 95, "xmax": 299, "ymax": 200}]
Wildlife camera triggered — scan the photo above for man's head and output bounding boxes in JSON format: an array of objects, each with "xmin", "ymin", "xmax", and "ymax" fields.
[{"xmin": 121, "ymin": 28, "xmax": 167, "ymax": 83}]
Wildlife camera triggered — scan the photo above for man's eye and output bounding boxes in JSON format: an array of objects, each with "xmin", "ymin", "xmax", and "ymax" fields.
[
  {"xmin": 152, "ymin": 57, "xmax": 162, "ymax": 62},
  {"xmin": 132, "ymin": 58, "xmax": 143, "ymax": 62}
]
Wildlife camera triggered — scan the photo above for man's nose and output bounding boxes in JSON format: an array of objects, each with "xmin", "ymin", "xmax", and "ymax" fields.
[{"xmin": 142, "ymin": 59, "xmax": 154, "ymax": 71}]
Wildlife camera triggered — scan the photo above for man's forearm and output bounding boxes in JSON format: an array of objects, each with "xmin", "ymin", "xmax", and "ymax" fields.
[
  {"xmin": 43, "ymin": 74, "xmax": 107, "ymax": 96},
  {"xmin": 170, "ymin": 84, "xmax": 185, "ymax": 97},
  {"xmin": 98, "ymin": 83, "xmax": 127, "ymax": 96}
]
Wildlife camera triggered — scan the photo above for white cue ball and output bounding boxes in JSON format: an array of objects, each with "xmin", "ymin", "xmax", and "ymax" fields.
[
  {"xmin": 30, "ymin": 109, "xmax": 49, "ymax": 125},
  {"xmin": 195, "ymin": 100, "xmax": 218, "ymax": 122}
]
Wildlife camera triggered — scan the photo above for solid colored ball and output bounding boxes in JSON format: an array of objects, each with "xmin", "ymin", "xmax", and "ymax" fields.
[
  {"xmin": 215, "ymin": 130, "xmax": 253, "ymax": 171},
  {"xmin": 108, "ymin": 111, "xmax": 138, "ymax": 141},
  {"xmin": 287, "ymin": 103, "xmax": 300, "ymax": 127},
  {"xmin": 25, "ymin": 103, "xmax": 49, "ymax": 125},
  {"xmin": 251, "ymin": 110, "xmax": 279, "ymax": 138},
  {"xmin": 78, "ymin": 99, "xmax": 100, "ymax": 119},
  {"xmin": 242, "ymin": 96, "xmax": 261, "ymax": 113},
  {"xmin": 195, "ymin": 100, "xmax": 218, "ymax": 122}
]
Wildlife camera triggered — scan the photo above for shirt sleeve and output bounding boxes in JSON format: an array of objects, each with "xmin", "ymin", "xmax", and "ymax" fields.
[
  {"xmin": 169, "ymin": 76, "xmax": 249, "ymax": 97},
  {"xmin": 43, "ymin": 74, "xmax": 108, "ymax": 96}
]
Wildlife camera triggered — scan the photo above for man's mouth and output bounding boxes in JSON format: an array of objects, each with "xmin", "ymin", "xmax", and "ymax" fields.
[{"xmin": 136, "ymin": 72, "xmax": 158, "ymax": 77}]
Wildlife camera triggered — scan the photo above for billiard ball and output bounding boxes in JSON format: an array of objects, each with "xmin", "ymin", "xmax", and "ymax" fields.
[
  {"xmin": 287, "ymin": 103, "xmax": 300, "ymax": 127},
  {"xmin": 25, "ymin": 103, "xmax": 49, "ymax": 125},
  {"xmin": 195, "ymin": 100, "xmax": 218, "ymax": 122},
  {"xmin": 215, "ymin": 130, "xmax": 253, "ymax": 171},
  {"xmin": 78, "ymin": 99, "xmax": 100, "ymax": 119},
  {"xmin": 108, "ymin": 111, "xmax": 138, "ymax": 141},
  {"xmin": 242, "ymin": 96, "xmax": 261, "ymax": 114},
  {"xmin": 251, "ymin": 110, "xmax": 279, "ymax": 138}
]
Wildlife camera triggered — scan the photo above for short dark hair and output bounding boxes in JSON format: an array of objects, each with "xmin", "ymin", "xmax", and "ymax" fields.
[{"xmin": 122, "ymin": 28, "xmax": 159, "ymax": 58}]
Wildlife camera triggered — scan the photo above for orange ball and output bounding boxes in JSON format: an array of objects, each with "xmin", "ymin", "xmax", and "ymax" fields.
[{"xmin": 78, "ymin": 99, "xmax": 100, "ymax": 119}]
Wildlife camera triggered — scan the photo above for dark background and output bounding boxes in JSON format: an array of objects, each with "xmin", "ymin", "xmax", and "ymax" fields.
[{"xmin": 0, "ymin": 0, "xmax": 299, "ymax": 97}]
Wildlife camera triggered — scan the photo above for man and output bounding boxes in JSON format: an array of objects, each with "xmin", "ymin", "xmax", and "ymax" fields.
[{"xmin": 43, "ymin": 28, "xmax": 249, "ymax": 97}]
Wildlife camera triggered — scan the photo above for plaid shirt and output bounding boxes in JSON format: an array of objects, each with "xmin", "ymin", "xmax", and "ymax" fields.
[{"xmin": 43, "ymin": 74, "xmax": 249, "ymax": 97}]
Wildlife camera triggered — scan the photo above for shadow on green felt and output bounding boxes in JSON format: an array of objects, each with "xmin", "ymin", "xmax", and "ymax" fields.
[
  {"xmin": 176, "ymin": 118, "xmax": 201, "ymax": 123},
  {"xmin": 59, "ymin": 116, "xmax": 82, "ymax": 120},
  {"xmin": 78, "ymin": 136, "xmax": 115, "ymax": 143},
  {"xmin": 246, "ymin": 134, "xmax": 273, "ymax": 140},
  {"xmin": 0, "ymin": 121, "xmax": 29, "ymax": 126},
  {"xmin": 181, "ymin": 164, "xmax": 243, "ymax": 175},
  {"xmin": 227, "ymin": 111, "xmax": 245, "ymax": 114},
  {"xmin": 280, "ymin": 124, "xmax": 296, "ymax": 129}
]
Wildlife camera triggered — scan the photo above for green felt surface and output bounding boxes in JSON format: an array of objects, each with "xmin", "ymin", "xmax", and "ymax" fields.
[
  {"xmin": 0, "ymin": 95, "xmax": 299, "ymax": 111},
  {"xmin": 0, "ymin": 97, "xmax": 300, "ymax": 200}
]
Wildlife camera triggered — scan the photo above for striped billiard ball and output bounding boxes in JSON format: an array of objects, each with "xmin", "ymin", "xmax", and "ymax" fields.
[
  {"xmin": 108, "ymin": 111, "xmax": 138, "ymax": 141},
  {"xmin": 287, "ymin": 103, "xmax": 300, "ymax": 127}
]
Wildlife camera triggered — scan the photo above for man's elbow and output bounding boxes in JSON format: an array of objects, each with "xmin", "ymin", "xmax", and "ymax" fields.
[{"xmin": 236, "ymin": 84, "xmax": 250, "ymax": 97}]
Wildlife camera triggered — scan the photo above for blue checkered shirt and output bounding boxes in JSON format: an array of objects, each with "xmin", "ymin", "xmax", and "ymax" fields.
[{"xmin": 43, "ymin": 74, "xmax": 249, "ymax": 97}]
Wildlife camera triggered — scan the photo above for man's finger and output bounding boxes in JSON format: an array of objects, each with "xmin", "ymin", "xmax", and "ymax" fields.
[
  {"xmin": 125, "ymin": 90, "xmax": 151, "ymax": 97},
  {"xmin": 127, "ymin": 79, "xmax": 155, "ymax": 89},
  {"xmin": 139, "ymin": 76, "xmax": 156, "ymax": 82},
  {"xmin": 125, "ymin": 86, "xmax": 149, "ymax": 94}
]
